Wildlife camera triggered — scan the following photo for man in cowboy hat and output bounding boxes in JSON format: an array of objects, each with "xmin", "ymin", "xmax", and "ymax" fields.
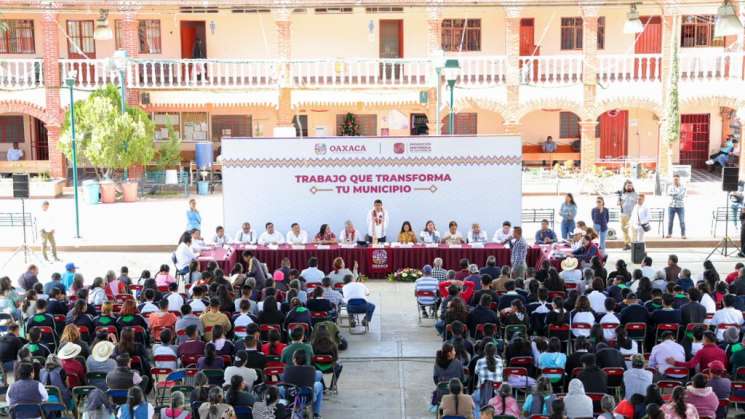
[
  {"xmin": 86, "ymin": 341, "xmax": 116, "ymax": 390},
  {"xmin": 560, "ymin": 257, "xmax": 584, "ymax": 294},
  {"xmin": 57, "ymin": 342, "xmax": 85, "ymax": 386}
]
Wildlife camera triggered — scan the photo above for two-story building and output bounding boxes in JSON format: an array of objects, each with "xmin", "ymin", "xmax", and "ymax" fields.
[{"xmin": 0, "ymin": 0, "xmax": 744, "ymax": 179}]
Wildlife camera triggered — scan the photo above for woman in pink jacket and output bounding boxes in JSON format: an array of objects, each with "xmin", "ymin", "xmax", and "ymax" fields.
[
  {"xmin": 683, "ymin": 373, "xmax": 719, "ymax": 419},
  {"xmin": 486, "ymin": 383, "xmax": 520, "ymax": 418}
]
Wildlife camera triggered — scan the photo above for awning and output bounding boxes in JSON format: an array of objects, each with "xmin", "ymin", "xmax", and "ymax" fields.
[
  {"xmin": 292, "ymin": 89, "xmax": 422, "ymax": 108},
  {"xmin": 146, "ymin": 90, "xmax": 278, "ymax": 108}
]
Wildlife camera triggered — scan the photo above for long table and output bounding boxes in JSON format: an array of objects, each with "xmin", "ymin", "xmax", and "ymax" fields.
[{"xmin": 198, "ymin": 243, "xmax": 548, "ymax": 277}]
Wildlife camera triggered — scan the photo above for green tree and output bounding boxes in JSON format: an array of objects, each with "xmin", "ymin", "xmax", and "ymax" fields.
[
  {"xmin": 59, "ymin": 85, "xmax": 155, "ymax": 180},
  {"xmin": 340, "ymin": 112, "xmax": 360, "ymax": 136},
  {"xmin": 155, "ymin": 125, "xmax": 182, "ymax": 170}
]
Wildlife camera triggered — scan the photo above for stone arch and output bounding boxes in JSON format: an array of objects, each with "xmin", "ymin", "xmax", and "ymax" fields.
[
  {"xmin": 515, "ymin": 97, "xmax": 586, "ymax": 122},
  {"xmin": 680, "ymin": 95, "xmax": 744, "ymax": 111},
  {"xmin": 590, "ymin": 98, "xmax": 662, "ymax": 120},
  {"xmin": 0, "ymin": 100, "xmax": 57, "ymax": 126}
]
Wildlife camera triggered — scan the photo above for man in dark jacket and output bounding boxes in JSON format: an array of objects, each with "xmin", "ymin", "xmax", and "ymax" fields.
[
  {"xmin": 17, "ymin": 265, "xmax": 39, "ymax": 292},
  {"xmin": 681, "ymin": 288, "xmax": 707, "ymax": 327},
  {"xmin": 479, "ymin": 256, "xmax": 501, "ymax": 280},
  {"xmin": 595, "ymin": 342, "xmax": 626, "ymax": 370},
  {"xmin": 577, "ymin": 353, "xmax": 608, "ymax": 394},
  {"xmin": 566, "ymin": 337, "xmax": 592, "ymax": 379},
  {"xmin": 281, "ymin": 349, "xmax": 323, "ymax": 417},
  {"xmin": 469, "ymin": 275, "xmax": 498, "ymax": 307},
  {"xmin": 618, "ymin": 294, "xmax": 650, "ymax": 324},
  {"xmin": 466, "ymin": 295, "xmax": 498, "ymax": 337}
]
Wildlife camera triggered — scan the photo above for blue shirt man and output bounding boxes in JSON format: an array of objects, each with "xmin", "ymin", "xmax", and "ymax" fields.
[
  {"xmin": 534, "ymin": 220, "xmax": 557, "ymax": 245},
  {"xmin": 62, "ymin": 263, "xmax": 78, "ymax": 290},
  {"xmin": 43, "ymin": 273, "xmax": 66, "ymax": 296}
]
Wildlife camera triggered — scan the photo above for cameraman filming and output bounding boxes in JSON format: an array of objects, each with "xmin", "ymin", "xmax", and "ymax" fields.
[{"xmin": 618, "ymin": 180, "xmax": 638, "ymax": 250}]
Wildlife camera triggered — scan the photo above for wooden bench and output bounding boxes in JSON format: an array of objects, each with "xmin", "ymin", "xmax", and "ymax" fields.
[
  {"xmin": 521, "ymin": 208, "xmax": 555, "ymax": 230},
  {"xmin": 522, "ymin": 144, "xmax": 580, "ymax": 165}
]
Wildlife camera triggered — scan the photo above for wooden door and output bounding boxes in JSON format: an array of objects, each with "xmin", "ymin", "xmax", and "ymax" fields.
[
  {"xmin": 520, "ymin": 19, "xmax": 540, "ymax": 82},
  {"xmin": 598, "ymin": 110, "xmax": 629, "ymax": 159},
  {"xmin": 180, "ymin": 21, "xmax": 207, "ymax": 82},
  {"xmin": 680, "ymin": 114, "xmax": 711, "ymax": 169},
  {"xmin": 379, "ymin": 20, "xmax": 403, "ymax": 80},
  {"xmin": 66, "ymin": 20, "xmax": 95, "ymax": 84},
  {"xmin": 33, "ymin": 118, "xmax": 48, "ymax": 160},
  {"xmin": 634, "ymin": 16, "xmax": 662, "ymax": 80},
  {"xmin": 441, "ymin": 113, "xmax": 477, "ymax": 135}
]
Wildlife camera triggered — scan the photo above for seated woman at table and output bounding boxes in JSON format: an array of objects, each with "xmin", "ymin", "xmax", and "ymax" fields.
[
  {"xmin": 441, "ymin": 221, "xmax": 465, "ymax": 245},
  {"xmin": 419, "ymin": 220, "xmax": 440, "ymax": 244},
  {"xmin": 572, "ymin": 235, "xmax": 599, "ymax": 265},
  {"xmin": 398, "ymin": 221, "xmax": 417, "ymax": 244},
  {"xmin": 338, "ymin": 220, "xmax": 360, "ymax": 245},
  {"xmin": 314, "ymin": 224, "xmax": 337, "ymax": 245}
]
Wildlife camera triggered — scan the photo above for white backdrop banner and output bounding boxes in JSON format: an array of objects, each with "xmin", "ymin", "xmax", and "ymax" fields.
[{"xmin": 221, "ymin": 136, "xmax": 522, "ymax": 240}]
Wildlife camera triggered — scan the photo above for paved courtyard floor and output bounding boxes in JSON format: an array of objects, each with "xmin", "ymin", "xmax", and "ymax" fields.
[{"xmin": 1, "ymin": 246, "xmax": 744, "ymax": 418}]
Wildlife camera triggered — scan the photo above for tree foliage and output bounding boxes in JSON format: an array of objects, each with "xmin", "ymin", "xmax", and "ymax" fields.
[{"xmin": 59, "ymin": 85, "xmax": 155, "ymax": 180}]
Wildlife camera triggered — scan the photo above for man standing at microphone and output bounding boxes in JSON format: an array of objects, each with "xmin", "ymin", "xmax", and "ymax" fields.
[{"xmin": 366, "ymin": 199, "xmax": 389, "ymax": 244}]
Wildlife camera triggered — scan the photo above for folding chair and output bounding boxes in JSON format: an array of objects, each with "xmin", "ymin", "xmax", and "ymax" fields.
[
  {"xmin": 655, "ymin": 323, "xmax": 680, "ymax": 343},
  {"xmin": 625, "ymin": 323, "xmax": 647, "ymax": 353},
  {"xmin": 263, "ymin": 365, "xmax": 285, "ymax": 386},
  {"xmin": 547, "ymin": 324, "xmax": 570, "ymax": 350},
  {"xmin": 570, "ymin": 322, "xmax": 592, "ymax": 350},
  {"xmin": 203, "ymin": 369, "xmax": 224, "ymax": 386},
  {"xmin": 259, "ymin": 324, "xmax": 281, "ymax": 342},
  {"xmin": 32, "ymin": 325, "xmax": 57, "ymax": 352},
  {"xmin": 233, "ymin": 405, "xmax": 253, "ymax": 419},
  {"xmin": 603, "ymin": 367, "xmax": 625, "ymax": 400},
  {"xmin": 44, "ymin": 385, "xmax": 64, "ymax": 404},
  {"xmin": 503, "ymin": 367, "xmax": 529, "ymax": 401},
  {"xmin": 508, "ymin": 356, "xmax": 533, "ymax": 368},
  {"xmin": 731, "ymin": 381, "xmax": 745, "ymax": 410},
  {"xmin": 541, "ymin": 368, "xmax": 565, "ymax": 392},
  {"xmin": 415, "ymin": 290, "xmax": 438, "ymax": 323},
  {"xmin": 77, "ymin": 325, "xmax": 91, "ymax": 343},
  {"xmin": 587, "ymin": 393, "xmax": 605, "ymax": 415},
  {"xmin": 180, "ymin": 354, "xmax": 200, "ymax": 368},
  {"xmin": 42, "ymin": 402, "xmax": 72, "ymax": 419},
  {"xmin": 72, "ymin": 385, "xmax": 98, "ymax": 417},
  {"xmin": 287, "ymin": 322, "xmax": 311, "ymax": 339},
  {"xmin": 107, "ymin": 389, "xmax": 128, "ymax": 406},
  {"xmin": 151, "ymin": 367, "xmax": 175, "ymax": 405},
  {"xmin": 663, "ymin": 367, "xmax": 690, "ymax": 381},
  {"xmin": 9, "ymin": 404, "xmax": 43, "ymax": 419},
  {"xmin": 346, "ymin": 298, "xmax": 370, "ymax": 334},
  {"xmin": 658, "ymin": 380, "xmax": 680, "ymax": 401},
  {"xmin": 475, "ymin": 322, "xmax": 497, "ymax": 340},
  {"xmin": 503, "ymin": 324, "xmax": 527, "ymax": 341},
  {"xmin": 312, "ymin": 354, "xmax": 339, "ymax": 394}
]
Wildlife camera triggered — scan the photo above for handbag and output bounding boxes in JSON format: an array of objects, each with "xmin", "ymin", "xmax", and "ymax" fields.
[{"xmin": 641, "ymin": 223, "xmax": 651, "ymax": 232}]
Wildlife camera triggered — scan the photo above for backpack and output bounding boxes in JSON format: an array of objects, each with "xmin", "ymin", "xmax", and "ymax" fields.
[{"xmin": 530, "ymin": 394, "xmax": 556, "ymax": 416}]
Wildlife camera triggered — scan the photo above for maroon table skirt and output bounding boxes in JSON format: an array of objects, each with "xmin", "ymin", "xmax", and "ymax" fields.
[{"xmin": 199, "ymin": 244, "xmax": 547, "ymax": 278}]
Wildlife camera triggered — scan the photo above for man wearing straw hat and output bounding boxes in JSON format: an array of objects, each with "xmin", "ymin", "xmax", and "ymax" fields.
[{"xmin": 560, "ymin": 257, "xmax": 585, "ymax": 294}]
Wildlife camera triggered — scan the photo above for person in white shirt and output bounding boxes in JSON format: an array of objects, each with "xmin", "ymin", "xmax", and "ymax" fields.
[
  {"xmin": 300, "ymin": 257, "xmax": 325, "ymax": 284},
  {"xmin": 466, "ymin": 223, "xmax": 487, "ymax": 244},
  {"xmin": 174, "ymin": 233, "xmax": 198, "ymax": 273},
  {"xmin": 587, "ymin": 278, "xmax": 607, "ymax": 315},
  {"xmin": 6, "ymin": 142, "xmax": 23, "ymax": 161},
  {"xmin": 342, "ymin": 276, "xmax": 375, "ymax": 327},
  {"xmin": 286, "ymin": 223, "xmax": 308, "ymax": 245},
  {"xmin": 560, "ymin": 257, "xmax": 585, "ymax": 294},
  {"xmin": 189, "ymin": 287, "xmax": 208, "ymax": 313},
  {"xmin": 257, "ymin": 222, "xmax": 285, "ymax": 246},
  {"xmin": 441, "ymin": 221, "xmax": 465, "ymax": 245},
  {"xmin": 233, "ymin": 299, "xmax": 254, "ymax": 337},
  {"xmin": 640, "ymin": 256, "xmax": 656, "ymax": 280},
  {"xmin": 632, "ymin": 194, "xmax": 650, "ymax": 243},
  {"xmin": 338, "ymin": 220, "xmax": 360, "ymax": 245},
  {"xmin": 365, "ymin": 199, "xmax": 389, "ymax": 243},
  {"xmin": 165, "ymin": 284, "xmax": 185, "ymax": 312},
  {"xmin": 712, "ymin": 294, "xmax": 745, "ymax": 340},
  {"xmin": 190, "ymin": 229, "xmax": 207, "ymax": 252},
  {"xmin": 598, "ymin": 298, "xmax": 620, "ymax": 341},
  {"xmin": 234, "ymin": 222, "xmax": 256, "ymax": 244},
  {"xmin": 419, "ymin": 220, "xmax": 440, "ymax": 244},
  {"xmin": 38, "ymin": 201, "xmax": 59, "ymax": 262},
  {"xmin": 492, "ymin": 221, "xmax": 513, "ymax": 244},
  {"xmin": 212, "ymin": 226, "xmax": 228, "ymax": 246},
  {"xmin": 648, "ymin": 332, "xmax": 685, "ymax": 376},
  {"xmin": 571, "ymin": 298, "xmax": 596, "ymax": 337}
]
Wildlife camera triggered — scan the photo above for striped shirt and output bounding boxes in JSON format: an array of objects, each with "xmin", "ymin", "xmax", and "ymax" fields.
[
  {"xmin": 414, "ymin": 276, "xmax": 439, "ymax": 305},
  {"xmin": 510, "ymin": 238, "xmax": 528, "ymax": 266},
  {"xmin": 668, "ymin": 184, "xmax": 686, "ymax": 208}
]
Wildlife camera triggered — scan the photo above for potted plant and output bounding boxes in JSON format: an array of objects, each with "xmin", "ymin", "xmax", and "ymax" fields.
[
  {"xmin": 155, "ymin": 126, "xmax": 182, "ymax": 186},
  {"xmin": 59, "ymin": 85, "xmax": 156, "ymax": 203}
]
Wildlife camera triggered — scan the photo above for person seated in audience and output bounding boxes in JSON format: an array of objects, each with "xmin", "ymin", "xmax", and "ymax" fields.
[
  {"xmin": 684, "ymin": 373, "xmax": 719, "ymax": 419},
  {"xmin": 234, "ymin": 222, "xmax": 256, "ymax": 244},
  {"xmin": 522, "ymin": 376, "xmax": 553, "ymax": 416},
  {"xmin": 534, "ymin": 219, "xmax": 557, "ymax": 245},
  {"xmin": 649, "ymin": 331, "xmax": 685, "ymax": 378},
  {"xmin": 712, "ymin": 294, "xmax": 744, "ymax": 340},
  {"xmin": 177, "ymin": 325, "xmax": 205, "ymax": 360},
  {"xmin": 152, "ymin": 328, "xmax": 178, "ymax": 371},
  {"xmin": 286, "ymin": 222, "xmax": 309, "ymax": 245},
  {"xmin": 189, "ymin": 285, "xmax": 209, "ymax": 313},
  {"xmin": 573, "ymin": 234, "xmax": 599, "ymax": 265},
  {"xmin": 223, "ymin": 349, "xmax": 257, "ymax": 388},
  {"xmin": 623, "ymin": 354, "xmax": 652, "ymax": 400},
  {"xmin": 595, "ymin": 341, "xmax": 626, "ymax": 370},
  {"xmin": 198, "ymin": 386, "xmax": 235, "ymax": 419},
  {"xmin": 300, "ymin": 257, "xmax": 325, "ymax": 285},
  {"xmin": 281, "ymin": 349, "xmax": 324, "ymax": 419},
  {"xmin": 538, "ymin": 337, "xmax": 566, "ymax": 385},
  {"xmin": 564, "ymin": 378, "xmax": 593, "ymax": 419},
  {"xmin": 175, "ymin": 304, "xmax": 203, "ymax": 340},
  {"xmin": 397, "ymin": 221, "xmax": 417, "ymax": 244},
  {"xmin": 342, "ymin": 274, "xmax": 376, "ymax": 328},
  {"xmin": 438, "ymin": 377, "xmax": 472, "ymax": 418},
  {"xmin": 651, "ymin": 293, "xmax": 682, "ymax": 330},
  {"xmin": 162, "ymin": 283, "xmax": 184, "ymax": 313},
  {"xmin": 419, "ymin": 220, "xmax": 441, "ymax": 244},
  {"xmin": 320, "ymin": 277, "xmax": 343, "ymax": 308},
  {"xmin": 570, "ymin": 295, "xmax": 595, "ymax": 338},
  {"xmin": 197, "ymin": 342, "xmax": 224, "ymax": 370},
  {"xmin": 598, "ymin": 298, "xmax": 620, "ymax": 341},
  {"xmin": 707, "ymin": 360, "xmax": 732, "ymax": 403},
  {"xmin": 415, "ymin": 265, "xmax": 440, "ymax": 318},
  {"xmin": 261, "ymin": 328, "xmax": 286, "ymax": 361},
  {"xmin": 57, "ymin": 341, "xmax": 86, "ymax": 386},
  {"xmin": 285, "ymin": 297, "xmax": 311, "ymax": 329},
  {"xmin": 577, "ymin": 353, "xmax": 607, "ymax": 394},
  {"xmin": 257, "ymin": 295, "xmax": 284, "ymax": 327},
  {"xmin": 498, "ymin": 280, "xmax": 527, "ymax": 310},
  {"xmin": 465, "ymin": 294, "xmax": 498, "ymax": 338},
  {"xmin": 668, "ymin": 330, "xmax": 726, "ymax": 372},
  {"xmin": 209, "ymin": 324, "xmax": 233, "ymax": 357},
  {"xmin": 115, "ymin": 300, "xmax": 149, "ymax": 341},
  {"xmin": 200, "ymin": 298, "xmax": 232, "ymax": 341},
  {"xmin": 559, "ymin": 258, "xmax": 585, "ymax": 294},
  {"xmin": 312, "ymin": 324, "xmax": 343, "ymax": 385},
  {"xmin": 149, "ymin": 299, "xmax": 178, "ymax": 332},
  {"xmin": 137, "ymin": 289, "xmax": 159, "ymax": 316},
  {"xmin": 240, "ymin": 333, "xmax": 267, "ymax": 373},
  {"xmin": 21, "ymin": 327, "xmax": 50, "ymax": 360},
  {"xmin": 60, "ymin": 324, "xmax": 90, "ymax": 358},
  {"xmin": 726, "ymin": 263, "xmax": 744, "ymax": 284},
  {"xmin": 441, "ymin": 221, "xmax": 465, "ymax": 245},
  {"xmin": 225, "ymin": 374, "xmax": 256, "ymax": 411},
  {"xmin": 233, "ymin": 300, "xmax": 254, "ymax": 338},
  {"xmin": 307, "ymin": 286, "xmax": 336, "ymax": 321},
  {"xmin": 0, "ymin": 323, "xmax": 23, "ymax": 374},
  {"xmin": 492, "ymin": 221, "xmax": 513, "ymax": 245},
  {"xmin": 46, "ymin": 288, "xmax": 68, "ymax": 316},
  {"xmin": 281, "ymin": 326, "xmax": 314, "ymax": 365},
  {"xmin": 257, "ymin": 222, "xmax": 285, "ymax": 246},
  {"xmin": 7, "ymin": 362, "xmax": 48, "ymax": 409}
]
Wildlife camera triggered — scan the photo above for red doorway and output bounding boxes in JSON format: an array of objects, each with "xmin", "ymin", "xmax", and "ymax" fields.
[
  {"xmin": 598, "ymin": 110, "xmax": 629, "ymax": 159},
  {"xmin": 520, "ymin": 19, "xmax": 539, "ymax": 81},
  {"xmin": 634, "ymin": 16, "xmax": 662, "ymax": 80},
  {"xmin": 680, "ymin": 114, "xmax": 711, "ymax": 169},
  {"xmin": 379, "ymin": 20, "xmax": 403, "ymax": 80},
  {"xmin": 33, "ymin": 117, "xmax": 48, "ymax": 160},
  {"xmin": 180, "ymin": 21, "xmax": 206, "ymax": 82}
]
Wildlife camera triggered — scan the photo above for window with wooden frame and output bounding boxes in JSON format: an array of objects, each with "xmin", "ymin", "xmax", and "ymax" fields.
[
  {"xmin": 114, "ymin": 20, "xmax": 161, "ymax": 54},
  {"xmin": 560, "ymin": 17, "xmax": 583, "ymax": 50},
  {"xmin": 681, "ymin": 15, "xmax": 724, "ymax": 47},
  {"xmin": 441, "ymin": 113, "xmax": 478, "ymax": 135},
  {"xmin": 211, "ymin": 115, "xmax": 252, "ymax": 141},
  {"xmin": 0, "ymin": 116, "xmax": 25, "ymax": 143},
  {"xmin": 560, "ymin": 112, "xmax": 581, "ymax": 138},
  {"xmin": 0, "ymin": 20, "xmax": 35, "ymax": 54},
  {"xmin": 441, "ymin": 19, "xmax": 481, "ymax": 52},
  {"xmin": 66, "ymin": 20, "xmax": 95, "ymax": 55},
  {"xmin": 597, "ymin": 17, "xmax": 606, "ymax": 50}
]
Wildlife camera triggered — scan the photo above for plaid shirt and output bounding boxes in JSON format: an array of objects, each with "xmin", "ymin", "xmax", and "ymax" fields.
[
  {"xmin": 668, "ymin": 184, "xmax": 686, "ymax": 208},
  {"xmin": 432, "ymin": 267, "xmax": 447, "ymax": 282},
  {"xmin": 510, "ymin": 238, "xmax": 528, "ymax": 266},
  {"xmin": 475, "ymin": 356, "xmax": 504, "ymax": 385}
]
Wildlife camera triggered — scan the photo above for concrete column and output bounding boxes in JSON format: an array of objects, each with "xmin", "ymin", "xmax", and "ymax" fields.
[
  {"xmin": 42, "ymin": 10, "xmax": 65, "ymax": 179},
  {"xmin": 273, "ymin": 8, "xmax": 294, "ymax": 135},
  {"xmin": 426, "ymin": 3, "xmax": 442, "ymax": 135},
  {"xmin": 503, "ymin": 121, "xmax": 521, "ymax": 135},
  {"xmin": 658, "ymin": 10, "xmax": 680, "ymax": 178},
  {"xmin": 504, "ymin": 7, "xmax": 521, "ymax": 120},
  {"xmin": 120, "ymin": 11, "xmax": 140, "ymax": 106},
  {"xmin": 580, "ymin": 121, "xmax": 598, "ymax": 168}
]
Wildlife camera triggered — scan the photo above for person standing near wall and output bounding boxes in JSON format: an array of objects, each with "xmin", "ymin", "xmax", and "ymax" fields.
[
  {"xmin": 618, "ymin": 180, "xmax": 638, "ymax": 251},
  {"xmin": 560, "ymin": 194, "xmax": 578, "ymax": 240}
]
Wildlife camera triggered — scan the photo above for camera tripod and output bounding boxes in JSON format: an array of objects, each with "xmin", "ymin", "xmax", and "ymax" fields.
[
  {"xmin": 1, "ymin": 198, "xmax": 44, "ymax": 271},
  {"xmin": 707, "ymin": 192, "xmax": 739, "ymax": 258}
]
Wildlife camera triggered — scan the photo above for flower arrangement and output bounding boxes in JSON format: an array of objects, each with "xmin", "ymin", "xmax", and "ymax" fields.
[{"xmin": 387, "ymin": 268, "xmax": 423, "ymax": 282}]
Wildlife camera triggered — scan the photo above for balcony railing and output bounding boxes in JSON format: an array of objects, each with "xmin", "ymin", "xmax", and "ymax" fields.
[
  {"xmin": 680, "ymin": 51, "xmax": 744, "ymax": 81},
  {"xmin": 519, "ymin": 54, "xmax": 583, "ymax": 85},
  {"xmin": 128, "ymin": 59, "xmax": 281, "ymax": 88},
  {"xmin": 0, "ymin": 59, "xmax": 43, "ymax": 89},
  {"xmin": 597, "ymin": 54, "xmax": 662, "ymax": 83},
  {"xmin": 455, "ymin": 56, "xmax": 507, "ymax": 86},
  {"xmin": 290, "ymin": 58, "xmax": 432, "ymax": 87},
  {"xmin": 59, "ymin": 59, "xmax": 122, "ymax": 89}
]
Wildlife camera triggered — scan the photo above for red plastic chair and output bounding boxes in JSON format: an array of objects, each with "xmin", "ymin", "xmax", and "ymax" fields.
[
  {"xmin": 263, "ymin": 365, "xmax": 285, "ymax": 386},
  {"xmin": 664, "ymin": 367, "xmax": 690, "ymax": 379},
  {"xmin": 604, "ymin": 367, "xmax": 625, "ymax": 398},
  {"xmin": 180, "ymin": 354, "xmax": 200, "ymax": 367},
  {"xmin": 731, "ymin": 382, "xmax": 745, "ymax": 408},
  {"xmin": 655, "ymin": 323, "xmax": 680, "ymax": 343},
  {"xmin": 509, "ymin": 356, "xmax": 533, "ymax": 368},
  {"xmin": 475, "ymin": 322, "xmax": 497, "ymax": 340},
  {"xmin": 287, "ymin": 322, "xmax": 311, "ymax": 337}
]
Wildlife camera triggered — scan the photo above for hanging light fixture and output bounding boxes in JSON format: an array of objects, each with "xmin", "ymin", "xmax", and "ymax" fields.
[
  {"xmin": 715, "ymin": 0, "xmax": 743, "ymax": 37},
  {"xmin": 93, "ymin": 9, "xmax": 113, "ymax": 41},
  {"xmin": 624, "ymin": 3, "xmax": 644, "ymax": 34}
]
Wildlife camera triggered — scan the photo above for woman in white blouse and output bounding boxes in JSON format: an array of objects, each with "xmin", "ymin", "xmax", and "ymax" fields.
[{"xmin": 419, "ymin": 220, "xmax": 440, "ymax": 244}]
